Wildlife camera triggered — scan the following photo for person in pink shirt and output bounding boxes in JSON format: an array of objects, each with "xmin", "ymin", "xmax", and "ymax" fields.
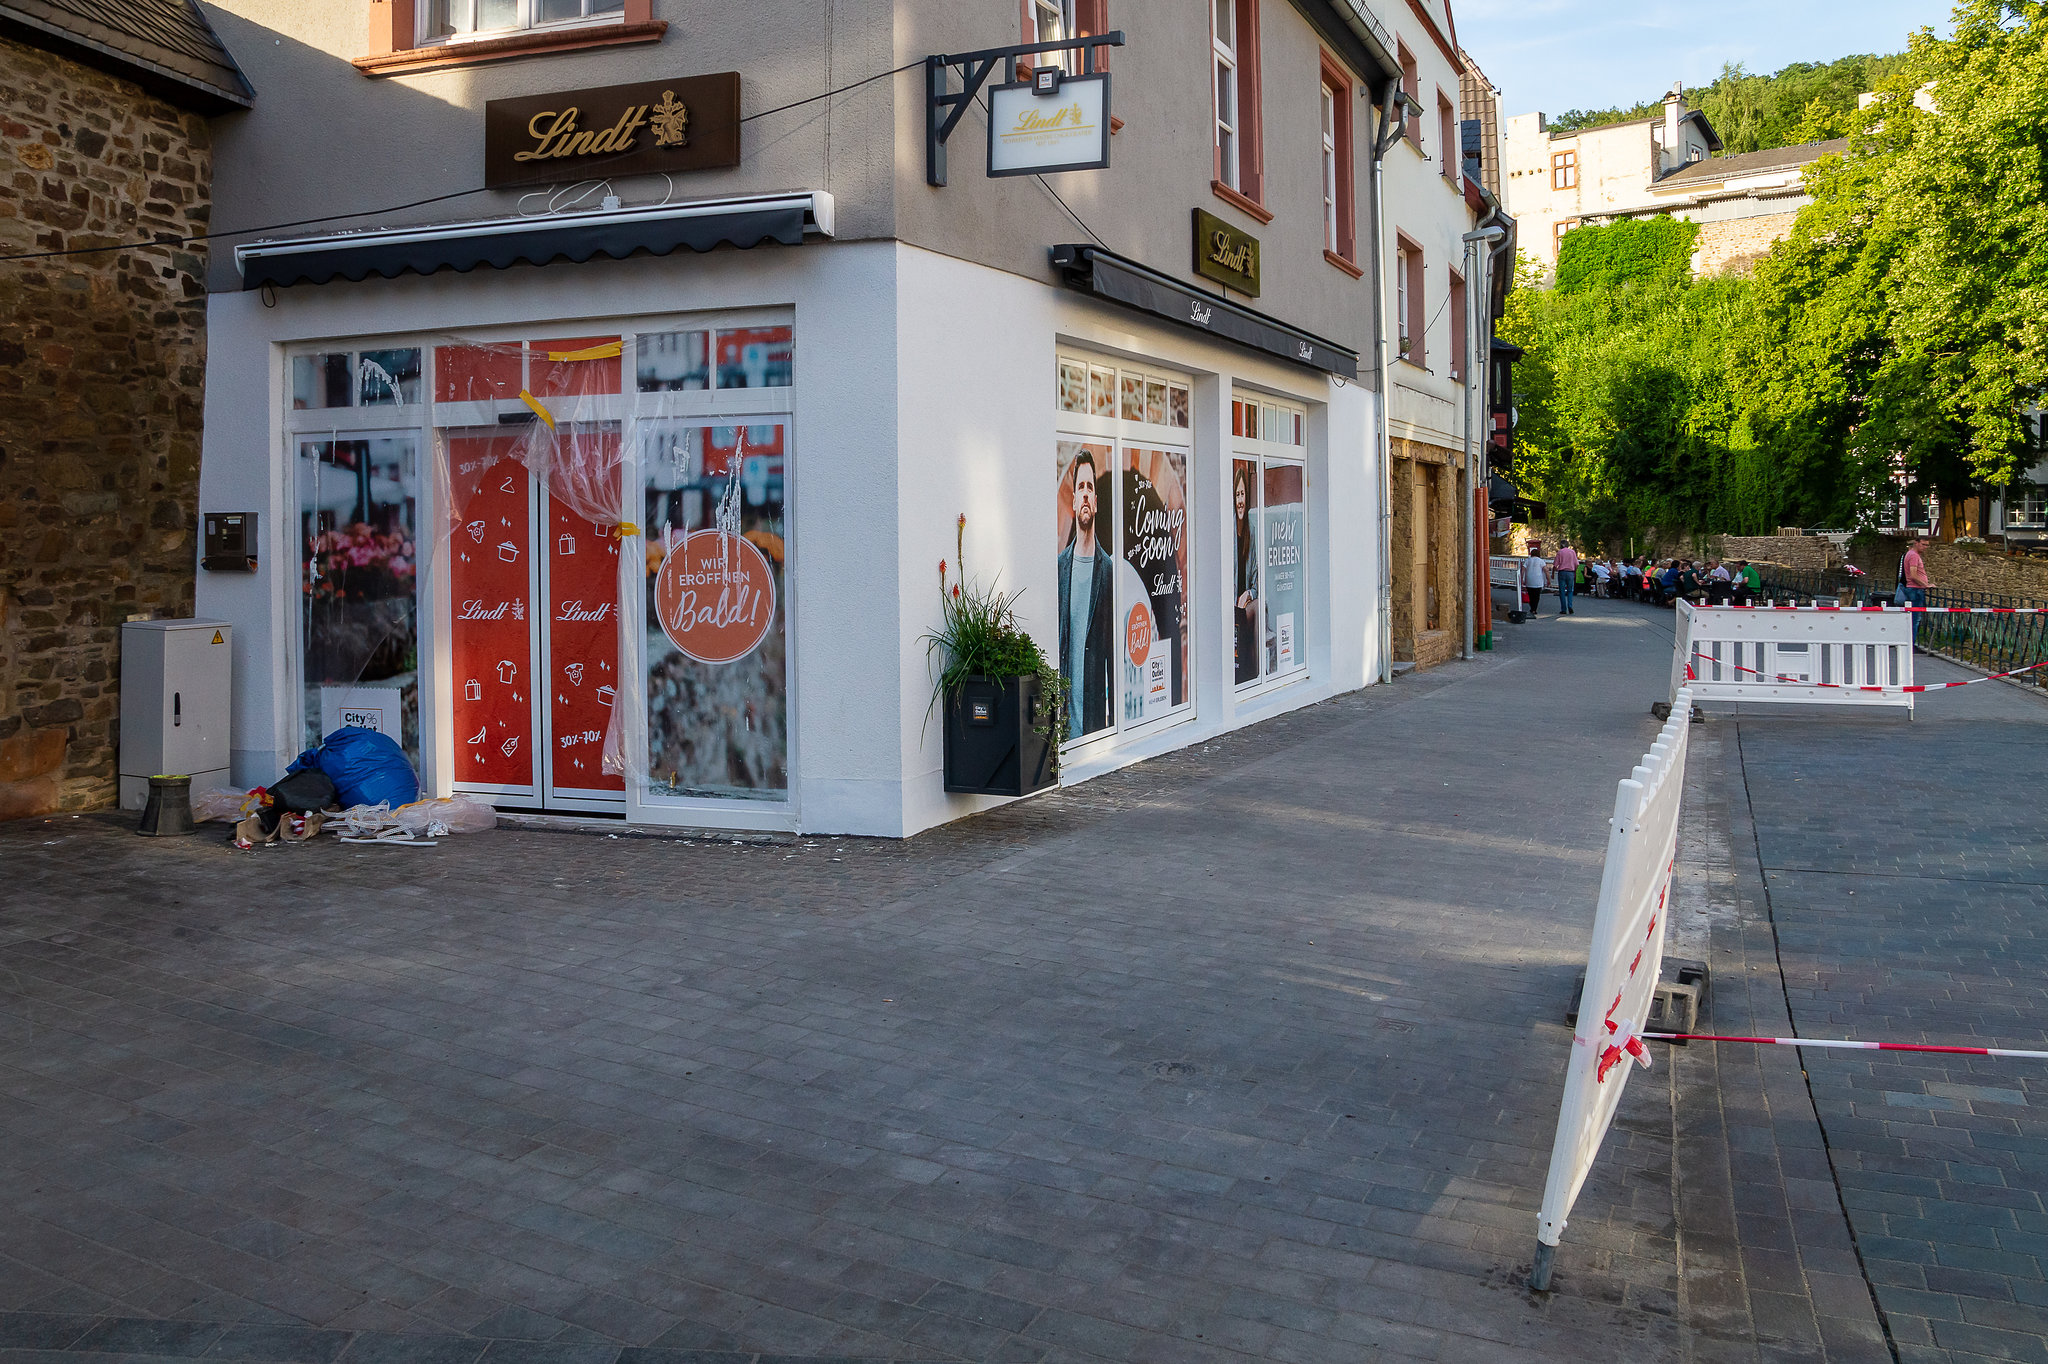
[
  {"xmin": 1900, "ymin": 539, "xmax": 1930, "ymax": 640},
  {"xmin": 1553, "ymin": 542, "xmax": 1580, "ymax": 616}
]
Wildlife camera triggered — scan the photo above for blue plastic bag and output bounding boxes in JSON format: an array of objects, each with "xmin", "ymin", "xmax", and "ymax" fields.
[{"xmin": 287, "ymin": 727, "xmax": 419, "ymax": 810}]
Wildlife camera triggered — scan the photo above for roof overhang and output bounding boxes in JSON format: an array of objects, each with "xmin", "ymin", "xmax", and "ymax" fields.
[
  {"xmin": 1050, "ymin": 244, "xmax": 1359, "ymax": 380},
  {"xmin": 234, "ymin": 191, "xmax": 834, "ymax": 291},
  {"xmin": 1286, "ymin": 0, "xmax": 1399, "ymax": 95},
  {"xmin": 0, "ymin": 1, "xmax": 252, "ymax": 112}
]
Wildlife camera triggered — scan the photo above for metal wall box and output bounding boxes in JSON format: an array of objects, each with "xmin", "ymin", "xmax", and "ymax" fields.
[
  {"xmin": 119, "ymin": 619, "xmax": 232, "ymax": 809},
  {"xmin": 202, "ymin": 511, "xmax": 258, "ymax": 571}
]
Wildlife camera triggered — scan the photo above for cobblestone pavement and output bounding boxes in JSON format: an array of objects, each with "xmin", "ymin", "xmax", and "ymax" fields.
[
  {"xmin": 1723, "ymin": 660, "xmax": 2048, "ymax": 1364},
  {"xmin": 0, "ymin": 598, "xmax": 1897, "ymax": 1364}
]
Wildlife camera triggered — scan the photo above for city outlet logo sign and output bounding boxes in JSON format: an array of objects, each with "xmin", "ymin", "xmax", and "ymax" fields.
[{"xmin": 484, "ymin": 73, "xmax": 742, "ymax": 189}]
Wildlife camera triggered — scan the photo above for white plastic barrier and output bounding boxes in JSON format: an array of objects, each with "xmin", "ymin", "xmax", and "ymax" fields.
[
  {"xmin": 1670, "ymin": 601, "xmax": 1915, "ymax": 714},
  {"xmin": 1490, "ymin": 555, "xmax": 1528, "ymax": 616},
  {"xmin": 1531, "ymin": 687, "xmax": 1693, "ymax": 1291}
]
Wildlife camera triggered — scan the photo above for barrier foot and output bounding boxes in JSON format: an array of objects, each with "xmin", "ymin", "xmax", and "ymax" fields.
[{"xmin": 1529, "ymin": 1241, "xmax": 1557, "ymax": 1292}]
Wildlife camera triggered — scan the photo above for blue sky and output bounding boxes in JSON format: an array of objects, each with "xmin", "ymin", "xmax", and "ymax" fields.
[{"xmin": 1456, "ymin": 0, "xmax": 1956, "ymax": 118}]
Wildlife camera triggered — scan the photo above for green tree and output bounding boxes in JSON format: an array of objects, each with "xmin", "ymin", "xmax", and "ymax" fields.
[{"xmin": 1745, "ymin": 0, "xmax": 2048, "ymax": 500}]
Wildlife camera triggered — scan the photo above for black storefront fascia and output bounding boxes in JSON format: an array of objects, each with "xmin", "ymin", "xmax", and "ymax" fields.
[
  {"xmin": 1050, "ymin": 245, "xmax": 1359, "ymax": 381},
  {"xmin": 237, "ymin": 196, "xmax": 823, "ymax": 290}
]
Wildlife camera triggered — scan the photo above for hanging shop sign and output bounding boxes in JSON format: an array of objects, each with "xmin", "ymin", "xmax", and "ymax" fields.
[
  {"xmin": 1192, "ymin": 209, "xmax": 1260, "ymax": 297},
  {"xmin": 986, "ymin": 72, "xmax": 1111, "ymax": 177},
  {"xmin": 484, "ymin": 73, "xmax": 742, "ymax": 189},
  {"xmin": 653, "ymin": 529, "xmax": 777, "ymax": 665}
]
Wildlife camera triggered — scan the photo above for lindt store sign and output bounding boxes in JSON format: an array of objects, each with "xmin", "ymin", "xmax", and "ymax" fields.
[{"xmin": 483, "ymin": 73, "xmax": 742, "ymax": 188}]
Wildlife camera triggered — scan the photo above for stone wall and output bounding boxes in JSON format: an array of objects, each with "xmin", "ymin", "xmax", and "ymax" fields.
[
  {"xmin": 1847, "ymin": 538, "xmax": 2048, "ymax": 603},
  {"xmin": 1715, "ymin": 533, "xmax": 1842, "ymax": 571},
  {"xmin": 1693, "ymin": 210, "xmax": 1801, "ymax": 277},
  {"xmin": 0, "ymin": 36, "xmax": 211, "ymax": 818},
  {"xmin": 1390, "ymin": 438, "xmax": 1467, "ymax": 668}
]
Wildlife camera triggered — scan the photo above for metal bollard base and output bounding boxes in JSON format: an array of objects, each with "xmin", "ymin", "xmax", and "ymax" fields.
[{"xmin": 1529, "ymin": 1241, "xmax": 1556, "ymax": 1292}]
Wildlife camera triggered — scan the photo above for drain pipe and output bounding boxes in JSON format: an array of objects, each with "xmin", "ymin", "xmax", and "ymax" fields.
[
  {"xmin": 1370, "ymin": 83, "xmax": 1407, "ymax": 685},
  {"xmin": 1460, "ymin": 221, "xmax": 1506, "ymax": 661}
]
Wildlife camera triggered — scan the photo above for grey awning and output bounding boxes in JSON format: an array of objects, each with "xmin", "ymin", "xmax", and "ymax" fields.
[
  {"xmin": 235, "ymin": 192, "xmax": 835, "ymax": 291},
  {"xmin": 1050, "ymin": 244, "xmax": 1359, "ymax": 380}
]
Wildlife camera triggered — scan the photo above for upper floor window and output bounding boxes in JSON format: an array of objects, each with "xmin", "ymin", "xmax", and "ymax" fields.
[
  {"xmin": 1320, "ymin": 85, "xmax": 1337, "ymax": 251},
  {"xmin": 1396, "ymin": 238, "xmax": 1423, "ymax": 366},
  {"xmin": 1448, "ymin": 268, "xmax": 1466, "ymax": 381},
  {"xmin": 1398, "ymin": 43, "xmax": 1420, "ymax": 145},
  {"xmin": 1552, "ymin": 149, "xmax": 1577, "ymax": 190},
  {"xmin": 1317, "ymin": 54, "xmax": 1357, "ymax": 269},
  {"xmin": 1438, "ymin": 93, "xmax": 1458, "ymax": 183},
  {"xmin": 1035, "ymin": 0, "xmax": 1074, "ymax": 44},
  {"xmin": 1214, "ymin": 0, "xmax": 1240, "ymax": 190},
  {"xmin": 1211, "ymin": 0, "xmax": 1264, "ymax": 209},
  {"xmin": 419, "ymin": 0, "xmax": 622, "ymax": 43}
]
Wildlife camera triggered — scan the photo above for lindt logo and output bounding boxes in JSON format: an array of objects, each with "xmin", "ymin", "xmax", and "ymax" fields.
[{"xmin": 1189, "ymin": 300, "xmax": 1213, "ymax": 326}]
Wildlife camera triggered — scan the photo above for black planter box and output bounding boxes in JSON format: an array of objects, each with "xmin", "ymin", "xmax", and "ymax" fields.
[{"xmin": 943, "ymin": 674, "xmax": 1054, "ymax": 797}]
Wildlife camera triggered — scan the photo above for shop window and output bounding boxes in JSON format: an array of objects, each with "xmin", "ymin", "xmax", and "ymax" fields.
[
  {"xmin": 417, "ymin": 0, "xmax": 623, "ymax": 44},
  {"xmin": 298, "ymin": 435, "xmax": 421, "ymax": 766},
  {"xmin": 1232, "ymin": 393, "xmax": 1307, "ymax": 689},
  {"xmin": 1055, "ymin": 354, "xmax": 1193, "ymax": 750},
  {"xmin": 637, "ymin": 331, "xmax": 711, "ymax": 392},
  {"xmin": 641, "ymin": 418, "xmax": 789, "ymax": 802},
  {"xmin": 292, "ymin": 348, "xmax": 422, "ymax": 409}
]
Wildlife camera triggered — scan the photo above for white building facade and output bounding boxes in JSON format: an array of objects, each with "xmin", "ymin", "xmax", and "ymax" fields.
[{"xmin": 193, "ymin": 0, "xmax": 1492, "ymax": 836}]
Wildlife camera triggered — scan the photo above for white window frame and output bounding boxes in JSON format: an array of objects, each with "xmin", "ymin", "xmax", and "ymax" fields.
[
  {"xmin": 416, "ymin": 0, "xmax": 625, "ymax": 46},
  {"xmin": 2008, "ymin": 489, "xmax": 2048, "ymax": 530},
  {"xmin": 1396, "ymin": 247, "xmax": 1412, "ymax": 358},
  {"xmin": 1231, "ymin": 391, "xmax": 1310, "ymax": 694},
  {"xmin": 1214, "ymin": 0, "xmax": 1239, "ymax": 190},
  {"xmin": 1321, "ymin": 84, "xmax": 1338, "ymax": 253}
]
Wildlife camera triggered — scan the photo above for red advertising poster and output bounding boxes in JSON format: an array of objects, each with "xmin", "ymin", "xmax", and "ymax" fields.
[
  {"xmin": 448, "ymin": 433, "xmax": 533, "ymax": 788},
  {"xmin": 548, "ymin": 459, "xmax": 623, "ymax": 794}
]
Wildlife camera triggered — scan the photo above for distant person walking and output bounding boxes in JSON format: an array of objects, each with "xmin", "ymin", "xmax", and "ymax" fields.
[
  {"xmin": 1553, "ymin": 542, "xmax": 1579, "ymax": 615},
  {"xmin": 1900, "ymin": 539, "xmax": 1930, "ymax": 640},
  {"xmin": 1522, "ymin": 542, "xmax": 1548, "ymax": 618}
]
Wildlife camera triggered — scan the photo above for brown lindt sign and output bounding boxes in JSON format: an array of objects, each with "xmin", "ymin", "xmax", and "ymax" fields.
[
  {"xmin": 1192, "ymin": 208, "xmax": 1260, "ymax": 297},
  {"xmin": 484, "ymin": 73, "xmax": 742, "ymax": 189}
]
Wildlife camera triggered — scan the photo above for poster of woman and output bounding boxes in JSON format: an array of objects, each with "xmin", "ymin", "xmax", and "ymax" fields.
[{"xmin": 1233, "ymin": 460, "xmax": 1259, "ymax": 685}]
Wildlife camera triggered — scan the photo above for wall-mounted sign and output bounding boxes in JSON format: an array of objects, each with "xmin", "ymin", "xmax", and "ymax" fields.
[
  {"xmin": 986, "ymin": 72, "xmax": 1111, "ymax": 177},
  {"xmin": 1192, "ymin": 208, "xmax": 1260, "ymax": 297},
  {"xmin": 484, "ymin": 73, "xmax": 742, "ymax": 190}
]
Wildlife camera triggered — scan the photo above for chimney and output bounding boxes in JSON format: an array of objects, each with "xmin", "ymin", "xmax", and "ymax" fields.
[{"xmin": 1661, "ymin": 82, "xmax": 1685, "ymax": 175}]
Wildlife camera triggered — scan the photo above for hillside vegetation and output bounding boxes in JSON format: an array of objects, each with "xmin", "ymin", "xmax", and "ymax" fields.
[{"xmin": 1547, "ymin": 51, "xmax": 1915, "ymax": 153}]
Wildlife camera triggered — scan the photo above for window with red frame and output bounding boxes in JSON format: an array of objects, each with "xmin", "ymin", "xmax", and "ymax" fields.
[
  {"xmin": 1398, "ymin": 43, "xmax": 1420, "ymax": 144},
  {"xmin": 1318, "ymin": 55, "xmax": 1357, "ymax": 267},
  {"xmin": 1439, "ymin": 92, "xmax": 1458, "ymax": 182},
  {"xmin": 1448, "ymin": 268, "xmax": 1466, "ymax": 381}
]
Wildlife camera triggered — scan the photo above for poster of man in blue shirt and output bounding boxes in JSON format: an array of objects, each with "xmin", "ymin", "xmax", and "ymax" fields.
[{"xmin": 1057, "ymin": 442, "xmax": 1115, "ymax": 739}]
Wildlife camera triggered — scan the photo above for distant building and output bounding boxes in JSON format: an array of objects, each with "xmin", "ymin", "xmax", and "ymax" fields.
[
  {"xmin": 1457, "ymin": 48, "xmax": 1501, "ymax": 197},
  {"xmin": 1500, "ymin": 83, "xmax": 1846, "ymax": 278}
]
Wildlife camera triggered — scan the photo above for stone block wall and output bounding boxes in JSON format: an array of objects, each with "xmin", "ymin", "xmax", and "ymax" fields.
[
  {"xmin": 1389, "ymin": 438, "xmax": 1467, "ymax": 668},
  {"xmin": 1692, "ymin": 210, "xmax": 1800, "ymax": 277},
  {"xmin": 0, "ymin": 36, "xmax": 211, "ymax": 818}
]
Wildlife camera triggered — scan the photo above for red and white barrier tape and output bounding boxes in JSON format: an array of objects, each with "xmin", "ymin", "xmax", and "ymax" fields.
[
  {"xmin": 1682, "ymin": 656, "xmax": 2048, "ymax": 692},
  {"xmin": 1692, "ymin": 602, "xmax": 2046, "ymax": 614},
  {"xmin": 1646, "ymin": 1032, "xmax": 2048, "ymax": 1060}
]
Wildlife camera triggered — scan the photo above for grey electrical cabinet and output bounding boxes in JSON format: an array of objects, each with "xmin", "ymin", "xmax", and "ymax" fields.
[{"xmin": 119, "ymin": 619, "xmax": 232, "ymax": 809}]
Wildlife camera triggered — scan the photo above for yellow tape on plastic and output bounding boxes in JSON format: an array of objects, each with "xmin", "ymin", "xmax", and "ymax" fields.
[
  {"xmin": 546, "ymin": 341, "xmax": 623, "ymax": 362},
  {"xmin": 613, "ymin": 522, "xmax": 640, "ymax": 537},
  {"xmin": 517, "ymin": 389, "xmax": 556, "ymax": 429}
]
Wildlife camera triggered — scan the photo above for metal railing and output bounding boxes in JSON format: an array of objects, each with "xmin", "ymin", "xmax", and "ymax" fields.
[{"xmin": 1749, "ymin": 565, "xmax": 2048, "ymax": 693}]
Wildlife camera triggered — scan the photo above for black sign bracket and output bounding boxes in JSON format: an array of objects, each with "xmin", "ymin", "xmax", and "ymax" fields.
[{"xmin": 926, "ymin": 31, "xmax": 1124, "ymax": 187}]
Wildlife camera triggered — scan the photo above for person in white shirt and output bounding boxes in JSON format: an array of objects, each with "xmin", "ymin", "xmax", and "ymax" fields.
[
  {"xmin": 1590, "ymin": 559, "xmax": 1612, "ymax": 597},
  {"xmin": 1522, "ymin": 543, "xmax": 1549, "ymax": 617}
]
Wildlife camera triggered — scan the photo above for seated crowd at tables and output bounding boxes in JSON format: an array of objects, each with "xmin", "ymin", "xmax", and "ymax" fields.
[{"xmin": 1572, "ymin": 554, "xmax": 1766, "ymax": 606}]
